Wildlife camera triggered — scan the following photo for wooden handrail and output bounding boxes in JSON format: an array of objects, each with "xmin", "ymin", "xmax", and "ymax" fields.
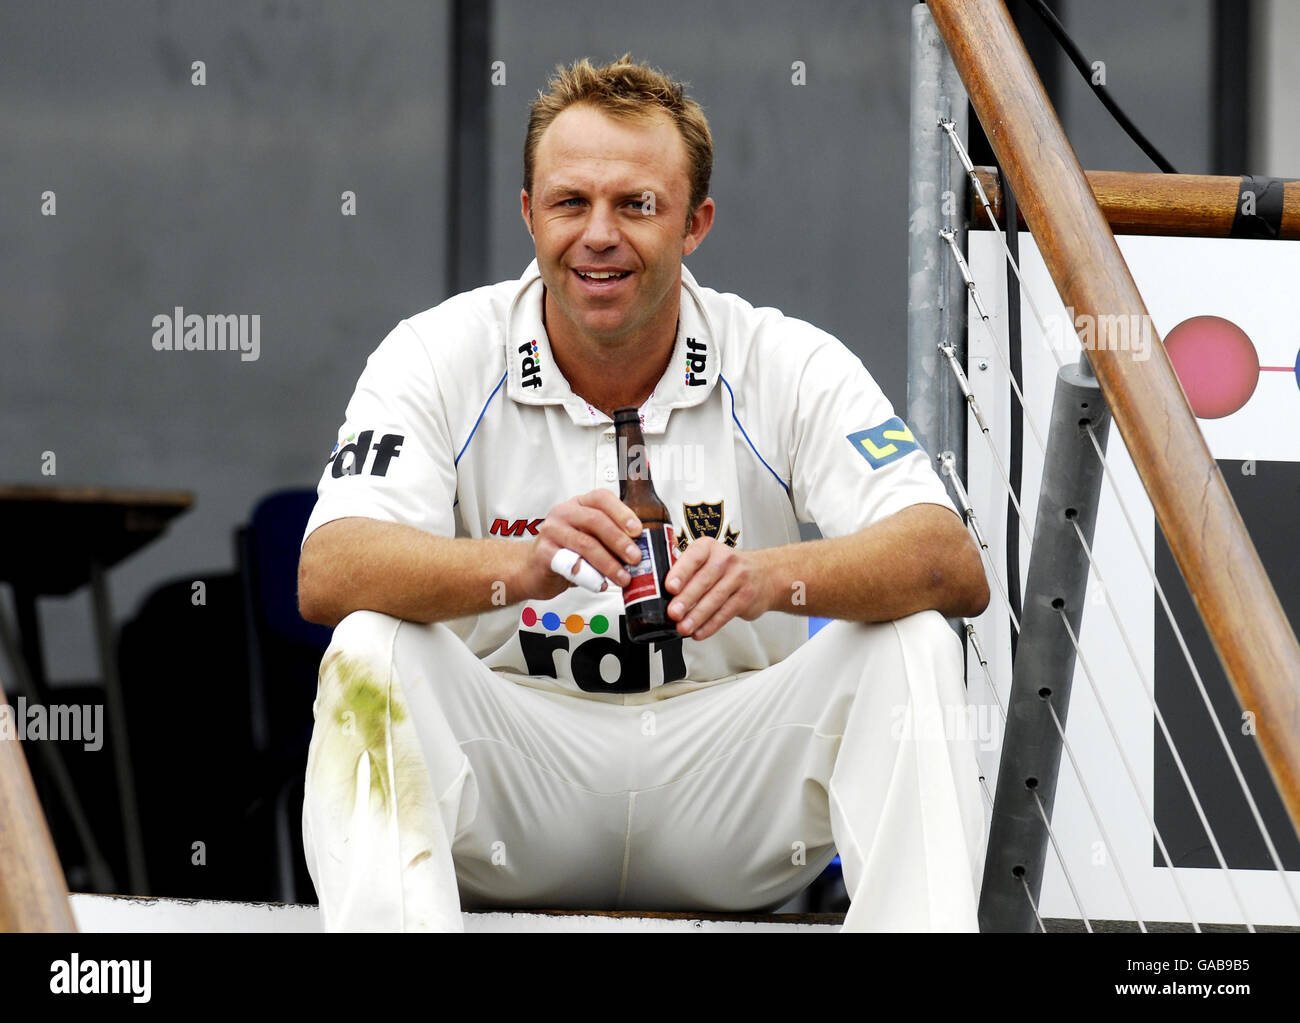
[
  {"xmin": 971, "ymin": 166, "xmax": 1300, "ymax": 238},
  {"xmin": 928, "ymin": 0, "xmax": 1300, "ymax": 834},
  {"xmin": 0, "ymin": 686, "xmax": 77, "ymax": 931}
]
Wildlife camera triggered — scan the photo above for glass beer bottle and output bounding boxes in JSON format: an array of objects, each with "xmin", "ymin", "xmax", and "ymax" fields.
[{"xmin": 613, "ymin": 407, "xmax": 679, "ymax": 644}]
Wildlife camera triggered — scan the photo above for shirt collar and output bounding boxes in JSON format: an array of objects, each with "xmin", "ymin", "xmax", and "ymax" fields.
[{"xmin": 504, "ymin": 259, "xmax": 719, "ymax": 433}]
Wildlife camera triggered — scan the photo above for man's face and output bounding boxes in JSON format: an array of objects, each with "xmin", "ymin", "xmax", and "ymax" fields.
[{"xmin": 522, "ymin": 103, "xmax": 713, "ymax": 346}]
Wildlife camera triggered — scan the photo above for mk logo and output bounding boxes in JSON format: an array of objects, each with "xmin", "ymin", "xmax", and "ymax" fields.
[
  {"xmin": 490, "ymin": 517, "xmax": 543, "ymax": 536},
  {"xmin": 846, "ymin": 417, "xmax": 920, "ymax": 469}
]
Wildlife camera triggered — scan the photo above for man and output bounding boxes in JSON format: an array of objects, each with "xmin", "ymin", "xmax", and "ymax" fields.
[{"xmin": 298, "ymin": 54, "xmax": 990, "ymax": 932}]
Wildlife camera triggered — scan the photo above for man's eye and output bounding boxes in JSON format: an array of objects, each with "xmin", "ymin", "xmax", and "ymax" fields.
[{"xmin": 560, "ymin": 198, "xmax": 584, "ymax": 207}]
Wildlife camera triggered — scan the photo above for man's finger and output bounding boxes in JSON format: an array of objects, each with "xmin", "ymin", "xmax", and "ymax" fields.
[
  {"xmin": 666, "ymin": 542, "xmax": 726, "ymax": 615},
  {"xmin": 569, "ymin": 505, "xmax": 644, "ymax": 567},
  {"xmin": 577, "ymin": 489, "xmax": 642, "ymax": 536},
  {"xmin": 665, "ymin": 536, "xmax": 713, "ymax": 594},
  {"xmin": 549, "ymin": 548, "xmax": 609, "ymax": 593},
  {"xmin": 690, "ymin": 589, "xmax": 750, "ymax": 641},
  {"xmin": 674, "ymin": 569, "xmax": 740, "ymax": 636},
  {"xmin": 545, "ymin": 522, "xmax": 634, "ymax": 584}
]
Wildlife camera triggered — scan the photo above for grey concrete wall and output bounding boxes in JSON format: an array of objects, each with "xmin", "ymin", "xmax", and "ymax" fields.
[
  {"xmin": 2, "ymin": 0, "xmax": 1223, "ymax": 684},
  {"xmin": 1059, "ymin": 0, "xmax": 1213, "ymax": 174},
  {"xmin": 2, "ymin": 0, "xmax": 451, "ymax": 681},
  {"xmin": 1253, "ymin": 0, "xmax": 1300, "ymax": 176}
]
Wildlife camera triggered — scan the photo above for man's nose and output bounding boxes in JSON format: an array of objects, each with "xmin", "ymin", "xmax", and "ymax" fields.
[{"xmin": 580, "ymin": 201, "xmax": 621, "ymax": 250}]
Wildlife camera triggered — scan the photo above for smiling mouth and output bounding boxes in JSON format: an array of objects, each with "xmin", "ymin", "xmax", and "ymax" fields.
[{"xmin": 573, "ymin": 269, "xmax": 632, "ymax": 280}]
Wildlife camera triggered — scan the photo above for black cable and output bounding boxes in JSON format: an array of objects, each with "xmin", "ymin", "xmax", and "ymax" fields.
[
  {"xmin": 1003, "ymin": 173, "xmax": 1024, "ymax": 664},
  {"xmin": 1023, "ymin": 0, "xmax": 1179, "ymax": 174}
]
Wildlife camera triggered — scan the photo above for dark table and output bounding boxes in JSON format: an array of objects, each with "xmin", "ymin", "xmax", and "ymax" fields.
[{"xmin": 0, "ymin": 485, "xmax": 193, "ymax": 895}]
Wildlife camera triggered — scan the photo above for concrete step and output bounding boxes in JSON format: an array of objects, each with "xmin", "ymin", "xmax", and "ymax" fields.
[{"xmin": 68, "ymin": 893, "xmax": 845, "ymax": 932}]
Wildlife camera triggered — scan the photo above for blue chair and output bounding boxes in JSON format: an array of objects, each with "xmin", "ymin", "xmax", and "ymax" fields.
[{"xmin": 236, "ymin": 488, "xmax": 331, "ymax": 902}]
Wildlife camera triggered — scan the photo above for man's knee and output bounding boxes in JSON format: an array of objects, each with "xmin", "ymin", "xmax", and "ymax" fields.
[
  {"xmin": 814, "ymin": 610, "xmax": 959, "ymax": 661},
  {"xmin": 891, "ymin": 609, "xmax": 961, "ymax": 655},
  {"xmin": 325, "ymin": 609, "xmax": 404, "ymax": 663},
  {"xmin": 326, "ymin": 612, "xmax": 477, "ymax": 671},
  {"xmin": 320, "ymin": 610, "xmax": 473, "ymax": 690},
  {"xmin": 810, "ymin": 611, "xmax": 962, "ymax": 699},
  {"xmin": 312, "ymin": 611, "xmax": 409, "ymax": 736}
]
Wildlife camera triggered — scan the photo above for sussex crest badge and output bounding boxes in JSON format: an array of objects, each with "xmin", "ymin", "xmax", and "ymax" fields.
[{"xmin": 679, "ymin": 501, "xmax": 739, "ymax": 551}]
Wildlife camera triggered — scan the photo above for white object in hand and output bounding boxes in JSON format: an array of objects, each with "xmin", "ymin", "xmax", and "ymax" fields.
[{"xmin": 549, "ymin": 548, "xmax": 609, "ymax": 593}]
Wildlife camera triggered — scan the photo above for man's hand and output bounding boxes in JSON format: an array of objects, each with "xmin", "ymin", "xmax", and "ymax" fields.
[
  {"xmin": 663, "ymin": 537, "xmax": 774, "ymax": 640},
  {"xmin": 514, "ymin": 490, "xmax": 645, "ymax": 600},
  {"xmin": 654, "ymin": 504, "xmax": 990, "ymax": 639}
]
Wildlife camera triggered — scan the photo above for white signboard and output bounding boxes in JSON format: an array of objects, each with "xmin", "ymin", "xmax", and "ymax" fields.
[{"xmin": 965, "ymin": 232, "xmax": 1300, "ymax": 928}]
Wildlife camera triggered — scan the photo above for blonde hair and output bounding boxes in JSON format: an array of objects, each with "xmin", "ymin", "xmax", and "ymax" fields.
[{"xmin": 523, "ymin": 54, "xmax": 713, "ymax": 220}]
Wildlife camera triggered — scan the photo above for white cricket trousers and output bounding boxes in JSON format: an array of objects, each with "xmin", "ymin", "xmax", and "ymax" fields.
[{"xmin": 301, "ymin": 610, "xmax": 986, "ymax": 932}]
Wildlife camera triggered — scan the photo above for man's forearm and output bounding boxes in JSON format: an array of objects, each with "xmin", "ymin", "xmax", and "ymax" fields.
[
  {"xmin": 753, "ymin": 503, "xmax": 989, "ymax": 622},
  {"xmin": 298, "ymin": 517, "xmax": 528, "ymax": 627}
]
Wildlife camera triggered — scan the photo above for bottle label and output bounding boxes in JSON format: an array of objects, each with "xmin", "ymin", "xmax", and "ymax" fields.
[{"xmin": 624, "ymin": 524, "xmax": 673, "ymax": 606}]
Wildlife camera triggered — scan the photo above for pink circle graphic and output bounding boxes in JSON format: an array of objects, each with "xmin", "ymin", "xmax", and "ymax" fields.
[{"xmin": 1163, "ymin": 315, "xmax": 1259, "ymax": 419}]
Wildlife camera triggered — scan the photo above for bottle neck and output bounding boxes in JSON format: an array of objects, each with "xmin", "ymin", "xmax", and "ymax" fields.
[{"xmin": 615, "ymin": 421, "xmax": 665, "ymax": 517}]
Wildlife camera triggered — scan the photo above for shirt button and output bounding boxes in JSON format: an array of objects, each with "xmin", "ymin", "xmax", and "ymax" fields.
[{"xmin": 603, "ymin": 467, "xmax": 616, "ymax": 482}]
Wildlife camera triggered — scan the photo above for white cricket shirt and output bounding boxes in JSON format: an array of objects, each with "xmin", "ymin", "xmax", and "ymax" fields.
[{"xmin": 304, "ymin": 260, "xmax": 959, "ymax": 704}]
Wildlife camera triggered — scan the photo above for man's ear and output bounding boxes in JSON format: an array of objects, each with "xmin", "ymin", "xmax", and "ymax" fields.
[
  {"xmin": 520, "ymin": 188, "xmax": 534, "ymax": 238},
  {"xmin": 682, "ymin": 197, "xmax": 715, "ymax": 257}
]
